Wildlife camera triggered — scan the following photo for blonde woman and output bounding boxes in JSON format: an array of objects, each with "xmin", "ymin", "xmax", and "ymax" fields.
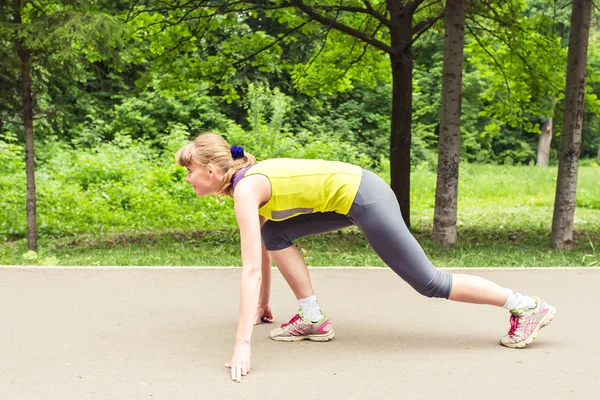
[{"xmin": 176, "ymin": 132, "xmax": 556, "ymax": 383}]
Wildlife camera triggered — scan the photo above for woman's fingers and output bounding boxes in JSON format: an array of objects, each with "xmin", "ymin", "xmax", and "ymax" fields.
[
  {"xmin": 226, "ymin": 364, "xmax": 250, "ymax": 382},
  {"xmin": 226, "ymin": 359, "xmax": 250, "ymax": 382},
  {"xmin": 231, "ymin": 365, "xmax": 241, "ymax": 382}
]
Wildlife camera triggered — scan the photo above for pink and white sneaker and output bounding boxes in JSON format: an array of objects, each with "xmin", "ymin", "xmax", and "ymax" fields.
[
  {"xmin": 270, "ymin": 310, "xmax": 335, "ymax": 342},
  {"xmin": 500, "ymin": 296, "xmax": 556, "ymax": 348}
]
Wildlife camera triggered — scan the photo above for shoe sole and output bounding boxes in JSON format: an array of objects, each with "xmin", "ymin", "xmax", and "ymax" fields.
[
  {"xmin": 271, "ymin": 329, "xmax": 335, "ymax": 342},
  {"xmin": 500, "ymin": 306, "xmax": 556, "ymax": 349}
]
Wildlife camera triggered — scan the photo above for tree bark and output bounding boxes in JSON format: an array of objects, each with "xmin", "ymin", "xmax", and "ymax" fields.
[
  {"xmin": 536, "ymin": 117, "xmax": 553, "ymax": 167},
  {"xmin": 15, "ymin": 0, "xmax": 38, "ymax": 251},
  {"xmin": 551, "ymin": 0, "xmax": 592, "ymax": 250},
  {"xmin": 387, "ymin": 0, "xmax": 415, "ymax": 228},
  {"xmin": 432, "ymin": 0, "xmax": 465, "ymax": 247}
]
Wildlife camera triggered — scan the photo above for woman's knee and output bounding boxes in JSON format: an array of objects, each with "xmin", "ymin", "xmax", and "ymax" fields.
[{"xmin": 410, "ymin": 269, "xmax": 453, "ymax": 299}]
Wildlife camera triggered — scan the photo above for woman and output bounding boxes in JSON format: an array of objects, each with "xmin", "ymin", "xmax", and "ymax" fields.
[{"xmin": 175, "ymin": 132, "xmax": 556, "ymax": 383}]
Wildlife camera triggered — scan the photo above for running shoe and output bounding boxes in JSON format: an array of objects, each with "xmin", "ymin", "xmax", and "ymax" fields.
[
  {"xmin": 500, "ymin": 296, "xmax": 556, "ymax": 348},
  {"xmin": 270, "ymin": 310, "xmax": 334, "ymax": 342}
]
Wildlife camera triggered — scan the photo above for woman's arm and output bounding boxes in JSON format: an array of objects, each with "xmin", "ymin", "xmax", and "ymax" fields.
[
  {"xmin": 225, "ymin": 175, "xmax": 271, "ymax": 382},
  {"xmin": 233, "ymin": 197, "xmax": 262, "ymax": 345}
]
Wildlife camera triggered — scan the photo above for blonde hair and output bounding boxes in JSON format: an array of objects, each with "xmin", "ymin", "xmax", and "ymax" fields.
[{"xmin": 175, "ymin": 132, "xmax": 256, "ymax": 196}]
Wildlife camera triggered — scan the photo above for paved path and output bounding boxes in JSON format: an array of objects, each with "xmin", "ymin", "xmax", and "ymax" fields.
[{"xmin": 1, "ymin": 267, "xmax": 598, "ymax": 400}]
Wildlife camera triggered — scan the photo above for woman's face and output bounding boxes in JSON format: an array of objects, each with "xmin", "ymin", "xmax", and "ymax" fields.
[{"xmin": 185, "ymin": 163, "xmax": 223, "ymax": 196}]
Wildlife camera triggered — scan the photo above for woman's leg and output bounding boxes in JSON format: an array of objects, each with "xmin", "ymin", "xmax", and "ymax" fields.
[
  {"xmin": 262, "ymin": 212, "xmax": 352, "ymax": 341},
  {"xmin": 349, "ymin": 170, "xmax": 512, "ymax": 305},
  {"xmin": 449, "ymin": 274, "xmax": 507, "ymax": 306},
  {"xmin": 269, "ymin": 245, "xmax": 315, "ymax": 300},
  {"xmin": 349, "ymin": 170, "xmax": 555, "ymax": 348},
  {"xmin": 261, "ymin": 212, "xmax": 353, "ymax": 300}
]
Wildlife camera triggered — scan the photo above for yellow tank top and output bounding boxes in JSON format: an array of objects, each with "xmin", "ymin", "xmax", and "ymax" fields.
[{"xmin": 244, "ymin": 158, "xmax": 363, "ymax": 221}]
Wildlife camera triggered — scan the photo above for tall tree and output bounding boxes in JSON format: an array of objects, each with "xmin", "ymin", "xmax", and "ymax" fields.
[
  {"xmin": 432, "ymin": 0, "xmax": 466, "ymax": 247},
  {"xmin": 2, "ymin": 0, "xmax": 123, "ymax": 250},
  {"xmin": 13, "ymin": 0, "xmax": 37, "ymax": 251},
  {"xmin": 551, "ymin": 0, "xmax": 593, "ymax": 250}
]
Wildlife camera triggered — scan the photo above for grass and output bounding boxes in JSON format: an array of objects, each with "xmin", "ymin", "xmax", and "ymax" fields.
[
  {"xmin": 0, "ymin": 228, "xmax": 598, "ymax": 267},
  {"xmin": 1, "ymin": 164, "xmax": 599, "ymax": 267}
]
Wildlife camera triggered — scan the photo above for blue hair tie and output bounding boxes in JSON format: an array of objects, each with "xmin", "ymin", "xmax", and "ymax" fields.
[{"xmin": 230, "ymin": 145, "xmax": 245, "ymax": 160}]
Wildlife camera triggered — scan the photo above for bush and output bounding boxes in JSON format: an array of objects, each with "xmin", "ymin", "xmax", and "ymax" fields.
[{"xmin": 1, "ymin": 120, "xmax": 373, "ymax": 240}]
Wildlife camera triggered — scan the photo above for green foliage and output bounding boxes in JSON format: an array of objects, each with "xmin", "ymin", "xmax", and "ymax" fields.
[
  {"xmin": 0, "ymin": 131, "xmax": 26, "ymax": 240},
  {"xmin": 226, "ymin": 82, "xmax": 372, "ymax": 166},
  {"xmin": 4, "ymin": 0, "xmax": 600, "ymax": 248},
  {"xmin": 266, "ymin": 0, "xmax": 391, "ymax": 94},
  {"xmin": 0, "ymin": 0, "xmax": 128, "ymax": 150},
  {"xmin": 0, "ymin": 131, "xmax": 24, "ymax": 174},
  {"xmin": 2, "ymin": 163, "xmax": 599, "ymax": 266},
  {"xmin": 581, "ymin": 40, "xmax": 600, "ymax": 159},
  {"xmin": 412, "ymin": 38, "xmax": 443, "ymax": 170},
  {"xmin": 125, "ymin": 4, "xmax": 291, "ymax": 102},
  {"xmin": 87, "ymin": 80, "xmax": 231, "ymax": 144},
  {"xmin": 0, "ymin": 131, "xmax": 237, "ymax": 241},
  {"xmin": 3, "ymin": 125, "xmax": 598, "ymax": 242},
  {"xmin": 0, "ymin": 92, "xmax": 374, "ymax": 241},
  {"xmin": 289, "ymin": 31, "xmax": 390, "ymax": 95},
  {"xmin": 285, "ymin": 82, "xmax": 391, "ymax": 166},
  {"xmin": 466, "ymin": 1, "xmax": 567, "ymax": 135}
]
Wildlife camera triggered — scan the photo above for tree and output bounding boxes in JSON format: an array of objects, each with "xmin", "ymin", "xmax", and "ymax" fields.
[
  {"xmin": 2, "ymin": 1, "xmax": 124, "ymax": 250},
  {"xmin": 12, "ymin": 0, "xmax": 37, "ymax": 251},
  {"xmin": 432, "ymin": 0, "xmax": 465, "ymax": 247},
  {"xmin": 551, "ymin": 0, "xmax": 593, "ymax": 250}
]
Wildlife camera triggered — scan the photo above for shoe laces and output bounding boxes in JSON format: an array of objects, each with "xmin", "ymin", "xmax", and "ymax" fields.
[
  {"xmin": 281, "ymin": 313, "xmax": 301, "ymax": 328},
  {"xmin": 508, "ymin": 314, "xmax": 523, "ymax": 337}
]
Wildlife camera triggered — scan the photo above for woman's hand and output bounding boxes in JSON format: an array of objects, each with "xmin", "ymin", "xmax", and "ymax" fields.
[
  {"xmin": 224, "ymin": 343, "xmax": 252, "ymax": 383},
  {"xmin": 254, "ymin": 304, "xmax": 275, "ymax": 325}
]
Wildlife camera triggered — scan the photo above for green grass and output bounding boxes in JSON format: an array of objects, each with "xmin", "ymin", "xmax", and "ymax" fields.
[
  {"xmin": 409, "ymin": 163, "xmax": 600, "ymax": 233},
  {"xmin": 1, "ymin": 164, "xmax": 599, "ymax": 267},
  {"xmin": 0, "ymin": 228, "xmax": 598, "ymax": 267}
]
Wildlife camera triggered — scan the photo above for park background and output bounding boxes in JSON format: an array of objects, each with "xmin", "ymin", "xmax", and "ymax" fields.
[{"xmin": 1, "ymin": 0, "xmax": 599, "ymax": 267}]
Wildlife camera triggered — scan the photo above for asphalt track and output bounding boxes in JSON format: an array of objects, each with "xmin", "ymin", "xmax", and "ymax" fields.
[{"xmin": 1, "ymin": 266, "xmax": 598, "ymax": 400}]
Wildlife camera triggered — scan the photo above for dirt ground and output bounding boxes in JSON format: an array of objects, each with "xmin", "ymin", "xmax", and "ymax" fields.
[{"xmin": 0, "ymin": 266, "xmax": 598, "ymax": 400}]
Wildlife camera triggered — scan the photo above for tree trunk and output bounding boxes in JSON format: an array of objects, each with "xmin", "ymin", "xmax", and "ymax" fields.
[
  {"xmin": 15, "ymin": 0, "xmax": 38, "ymax": 251},
  {"xmin": 432, "ymin": 0, "xmax": 465, "ymax": 247},
  {"xmin": 551, "ymin": 0, "xmax": 592, "ymax": 250},
  {"xmin": 537, "ymin": 118, "xmax": 553, "ymax": 167},
  {"xmin": 387, "ymin": 1, "xmax": 414, "ymax": 228},
  {"xmin": 537, "ymin": 97, "xmax": 557, "ymax": 167}
]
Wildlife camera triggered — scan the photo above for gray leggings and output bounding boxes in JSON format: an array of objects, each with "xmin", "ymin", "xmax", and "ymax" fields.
[{"xmin": 261, "ymin": 169, "xmax": 453, "ymax": 299}]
